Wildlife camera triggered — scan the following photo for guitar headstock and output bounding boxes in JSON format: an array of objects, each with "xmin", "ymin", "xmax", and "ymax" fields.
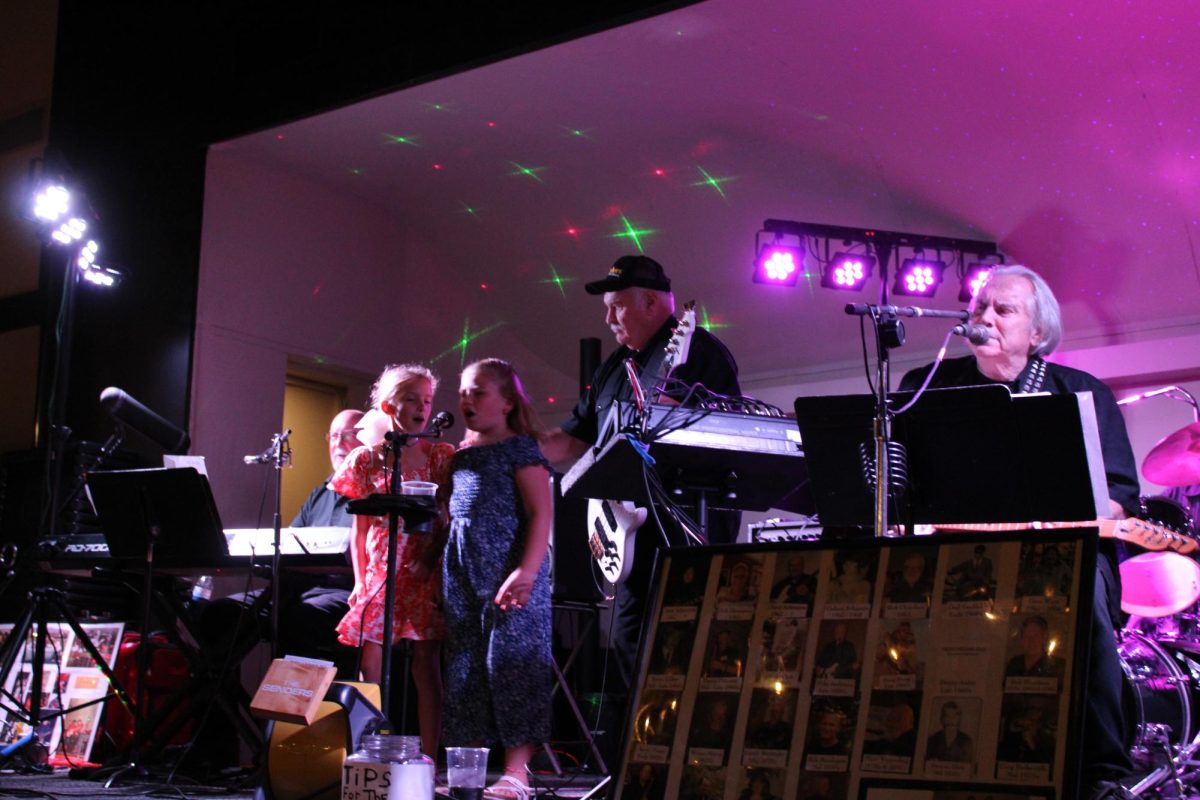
[{"xmin": 664, "ymin": 300, "xmax": 697, "ymax": 374}]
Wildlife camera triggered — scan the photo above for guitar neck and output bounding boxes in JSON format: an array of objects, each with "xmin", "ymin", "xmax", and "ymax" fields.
[{"xmin": 931, "ymin": 519, "xmax": 1197, "ymax": 554}]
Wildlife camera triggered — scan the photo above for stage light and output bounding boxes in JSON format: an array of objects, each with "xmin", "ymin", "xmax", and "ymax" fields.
[
  {"xmin": 959, "ymin": 263, "xmax": 994, "ymax": 302},
  {"xmin": 821, "ymin": 252, "xmax": 875, "ymax": 291},
  {"xmin": 75, "ymin": 240, "xmax": 99, "ymax": 269},
  {"xmin": 80, "ymin": 263, "xmax": 122, "ymax": 288},
  {"xmin": 33, "ymin": 184, "xmax": 71, "ymax": 222},
  {"xmin": 892, "ymin": 256, "xmax": 946, "ymax": 297},
  {"xmin": 27, "ymin": 171, "xmax": 95, "ymax": 250},
  {"xmin": 50, "ymin": 217, "xmax": 87, "ymax": 245},
  {"xmin": 753, "ymin": 233, "xmax": 805, "ymax": 286}
]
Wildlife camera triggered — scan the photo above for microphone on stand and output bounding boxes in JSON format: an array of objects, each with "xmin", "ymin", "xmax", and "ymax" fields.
[
  {"xmin": 951, "ymin": 323, "xmax": 991, "ymax": 345},
  {"xmin": 243, "ymin": 430, "xmax": 291, "ymax": 464},
  {"xmin": 99, "ymin": 387, "xmax": 190, "ymax": 453},
  {"xmin": 383, "ymin": 411, "xmax": 456, "ymax": 445}
]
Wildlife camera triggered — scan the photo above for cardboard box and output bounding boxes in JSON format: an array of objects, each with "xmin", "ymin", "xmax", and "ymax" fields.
[{"xmin": 250, "ymin": 658, "xmax": 337, "ymax": 726}]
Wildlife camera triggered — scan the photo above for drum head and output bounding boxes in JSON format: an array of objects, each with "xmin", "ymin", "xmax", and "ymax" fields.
[{"xmin": 1121, "ymin": 552, "xmax": 1200, "ymax": 617}]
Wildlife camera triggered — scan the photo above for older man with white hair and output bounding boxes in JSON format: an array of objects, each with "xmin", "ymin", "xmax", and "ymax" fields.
[{"xmin": 900, "ymin": 265, "xmax": 1139, "ymax": 798}]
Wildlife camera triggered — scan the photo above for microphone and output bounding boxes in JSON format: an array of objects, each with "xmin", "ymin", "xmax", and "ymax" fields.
[
  {"xmin": 383, "ymin": 412, "xmax": 455, "ymax": 445},
  {"xmin": 430, "ymin": 411, "xmax": 454, "ymax": 434},
  {"xmin": 952, "ymin": 323, "xmax": 991, "ymax": 346},
  {"xmin": 99, "ymin": 387, "xmax": 190, "ymax": 454},
  {"xmin": 243, "ymin": 430, "xmax": 291, "ymax": 464}
]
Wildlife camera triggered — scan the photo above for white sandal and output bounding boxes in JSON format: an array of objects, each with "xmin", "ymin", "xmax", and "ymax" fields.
[{"xmin": 484, "ymin": 773, "xmax": 532, "ymax": 800}]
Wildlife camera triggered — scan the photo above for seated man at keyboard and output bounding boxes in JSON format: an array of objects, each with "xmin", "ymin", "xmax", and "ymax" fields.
[
  {"xmin": 278, "ymin": 408, "xmax": 363, "ymax": 668},
  {"xmin": 201, "ymin": 409, "xmax": 362, "ymax": 673}
]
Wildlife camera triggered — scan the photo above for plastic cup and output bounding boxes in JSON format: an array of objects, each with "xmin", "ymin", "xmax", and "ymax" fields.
[
  {"xmin": 445, "ymin": 746, "xmax": 489, "ymax": 799},
  {"xmin": 401, "ymin": 480, "xmax": 438, "ymax": 496}
]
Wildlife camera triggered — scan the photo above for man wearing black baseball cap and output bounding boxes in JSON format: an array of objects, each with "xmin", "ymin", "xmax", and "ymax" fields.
[
  {"xmin": 582, "ymin": 254, "xmax": 673, "ymax": 295},
  {"xmin": 541, "ymin": 254, "xmax": 740, "ymax": 695}
]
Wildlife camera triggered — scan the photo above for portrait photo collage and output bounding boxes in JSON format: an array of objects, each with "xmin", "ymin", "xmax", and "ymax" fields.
[{"xmin": 616, "ymin": 533, "xmax": 1088, "ymax": 800}]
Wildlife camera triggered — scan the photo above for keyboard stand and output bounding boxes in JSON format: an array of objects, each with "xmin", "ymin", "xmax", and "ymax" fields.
[{"xmin": 542, "ymin": 600, "xmax": 609, "ymax": 780}]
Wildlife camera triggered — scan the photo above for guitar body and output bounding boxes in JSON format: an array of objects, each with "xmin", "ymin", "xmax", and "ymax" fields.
[{"xmin": 586, "ymin": 499, "xmax": 647, "ymax": 584}]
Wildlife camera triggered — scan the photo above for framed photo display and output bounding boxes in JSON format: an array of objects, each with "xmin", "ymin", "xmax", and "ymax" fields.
[{"xmin": 614, "ymin": 531, "xmax": 1096, "ymax": 800}]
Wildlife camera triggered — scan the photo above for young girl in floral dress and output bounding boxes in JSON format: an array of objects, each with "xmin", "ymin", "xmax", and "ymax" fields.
[
  {"xmin": 443, "ymin": 358, "xmax": 553, "ymax": 800},
  {"xmin": 330, "ymin": 363, "xmax": 454, "ymax": 757}
]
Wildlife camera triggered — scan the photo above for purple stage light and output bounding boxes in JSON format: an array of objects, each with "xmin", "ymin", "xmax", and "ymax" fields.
[
  {"xmin": 821, "ymin": 252, "xmax": 875, "ymax": 291},
  {"xmin": 892, "ymin": 257, "xmax": 946, "ymax": 297},
  {"xmin": 753, "ymin": 242, "xmax": 804, "ymax": 286},
  {"xmin": 959, "ymin": 264, "xmax": 993, "ymax": 302}
]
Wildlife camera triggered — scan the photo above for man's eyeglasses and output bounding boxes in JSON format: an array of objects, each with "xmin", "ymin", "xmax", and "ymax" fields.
[{"xmin": 326, "ymin": 431, "xmax": 360, "ymax": 443}]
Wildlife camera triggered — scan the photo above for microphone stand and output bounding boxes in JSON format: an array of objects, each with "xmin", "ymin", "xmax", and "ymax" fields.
[
  {"xmin": 241, "ymin": 430, "xmax": 292, "ymax": 658},
  {"xmin": 844, "ymin": 270, "xmax": 969, "ymax": 538}
]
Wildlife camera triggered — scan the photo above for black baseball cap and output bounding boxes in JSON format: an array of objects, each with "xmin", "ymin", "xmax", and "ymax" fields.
[{"xmin": 584, "ymin": 255, "xmax": 672, "ymax": 295}]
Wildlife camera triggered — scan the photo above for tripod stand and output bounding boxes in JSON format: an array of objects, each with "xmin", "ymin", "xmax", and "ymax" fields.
[{"xmin": 0, "ymin": 582, "xmax": 136, "ymax": 771}]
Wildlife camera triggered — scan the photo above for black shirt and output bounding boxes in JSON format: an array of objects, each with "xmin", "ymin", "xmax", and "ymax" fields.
[
  {"xmin": 899, "ymin": 355, "xmax": 1140, "ymax": 516},
  {"xmin": 289, "ymin": 478, "xmax": 354, "ymax": 589},
  {"xmin": 561, "ymin": 315, "xmax": 741, "ymax": 446},
  {"xmin": 290, "ymin": 478, "xmax": 356, "ymax": 528}
]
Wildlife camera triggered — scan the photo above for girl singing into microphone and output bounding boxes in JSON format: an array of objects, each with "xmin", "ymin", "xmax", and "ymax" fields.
[{"xmin": 330, "ymin": 363, "xmax": 454, "ymax": 757}]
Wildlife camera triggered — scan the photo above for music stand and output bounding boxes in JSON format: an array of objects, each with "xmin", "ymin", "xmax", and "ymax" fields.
[
  {"xmin": 793, "ymin": 385, "xmax": 1109, "ymax": 527},
  {"xmin": 86, "ymin": 467, "xmax": 229, "ymax": 567},
  {"xmin": 84, "ymin": 467, "xmax": 229, "ymax": 783}
]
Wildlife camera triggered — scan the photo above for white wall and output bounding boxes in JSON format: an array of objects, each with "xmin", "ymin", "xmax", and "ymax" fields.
[{"xmin": 194, "ymin": 152, "xmax": 453, "ymax": 525}]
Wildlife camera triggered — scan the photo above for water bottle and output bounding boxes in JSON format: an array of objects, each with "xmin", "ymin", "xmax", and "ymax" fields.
[{"xmin": 191, "ymin": 575, "xmax": 213, "ymax": 602}]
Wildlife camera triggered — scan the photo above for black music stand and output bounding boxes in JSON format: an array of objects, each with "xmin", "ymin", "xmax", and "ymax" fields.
[
  {"xmin": 793, "ymin": 385, "xmax": 1109, "ymax": 527},
  {"xmin": 84, "ymin": 467, "xmax": 231, "ymax": 783},
  {"xmin": 345, "ymin": 493, "xmax": 436, "ymax": 731},
  {"xmin": 86, "ymin": 467, "xmax": 228, "ymax": 567}
]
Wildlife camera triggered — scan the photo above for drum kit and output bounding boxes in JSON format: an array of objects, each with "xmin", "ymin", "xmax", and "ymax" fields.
[{"xmin": 1117, "ymin": 421, "xmax": 1200, "ymax": 796}]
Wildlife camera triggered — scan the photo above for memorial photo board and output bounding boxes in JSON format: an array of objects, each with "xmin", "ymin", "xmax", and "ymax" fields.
[{"xmin": 613, "ymin": 531, "xmax": 1095, "ymax": 800}]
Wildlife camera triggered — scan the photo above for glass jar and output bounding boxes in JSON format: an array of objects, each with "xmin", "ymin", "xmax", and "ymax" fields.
[{"xmin": 342, "ymin": 734, "xmax": 434, "ymax": 800}]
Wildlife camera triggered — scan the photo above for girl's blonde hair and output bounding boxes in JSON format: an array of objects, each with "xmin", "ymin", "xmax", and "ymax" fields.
[
  {"xmin": 464, "ymin": 358, "xmax": 540, "ymax": 436},
  {"xmin": 371, "ymin": 363, "xmax": 437, "ymax": 408}
]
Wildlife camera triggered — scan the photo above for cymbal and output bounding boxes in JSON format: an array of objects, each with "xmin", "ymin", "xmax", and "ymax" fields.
[{"xmin": 1143, "ymin": 421, "xmax": 1200, "ymax": 486}]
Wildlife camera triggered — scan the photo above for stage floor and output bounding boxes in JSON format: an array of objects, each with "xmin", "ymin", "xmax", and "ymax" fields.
[{"xmin": 0, "ymin": 767, "xmax": 611, "ymax": 798}]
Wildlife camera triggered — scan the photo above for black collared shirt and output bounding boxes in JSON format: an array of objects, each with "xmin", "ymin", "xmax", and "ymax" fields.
[
  {"xmin": 899, "ymin": 355, "xmax": 1140, "ymax": 516},
  {"xmin": 561, "ymin": 316, "xmax": 741, "ymax": 446},
  {"xmin": 290, "ymin": 477, "xmax": 355, "ymax": 528}
]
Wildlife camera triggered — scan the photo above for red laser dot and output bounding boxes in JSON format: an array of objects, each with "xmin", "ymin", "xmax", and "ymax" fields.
[
  {"xmin": 547, "ymin": 396, "xmax": 557, "ymax": 404},
  {"xmin": 654, "ymin": 168, "xmax": 666, "ymax": 176},
  {"xmin": 567, "ymin": 227, "xmax": 578, "ymax": 236},
  {"xmin": 480, "ymin": 283, "xmax": 489, "ymax": 290},
  {"xmin": 487, "ymin": 121, "xmax": 497, "ymax": 128},
  {"xmin": 276, "ymin": 134, "xmax": 285, "ymax": 141},
  {"xmin": 433, "ymin": 163, "xmax": 442, "ymax": 170}
]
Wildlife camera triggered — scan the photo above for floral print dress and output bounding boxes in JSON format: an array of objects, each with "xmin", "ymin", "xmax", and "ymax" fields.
[{"xmin": 331, "ymin": 441, "xmax": 455, "ymax": 646}]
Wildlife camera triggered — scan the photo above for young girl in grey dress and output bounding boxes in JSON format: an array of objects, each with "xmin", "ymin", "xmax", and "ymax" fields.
[{"xmin": 443, "ymin": 358, "xmax": 552, "ymax": 800}]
